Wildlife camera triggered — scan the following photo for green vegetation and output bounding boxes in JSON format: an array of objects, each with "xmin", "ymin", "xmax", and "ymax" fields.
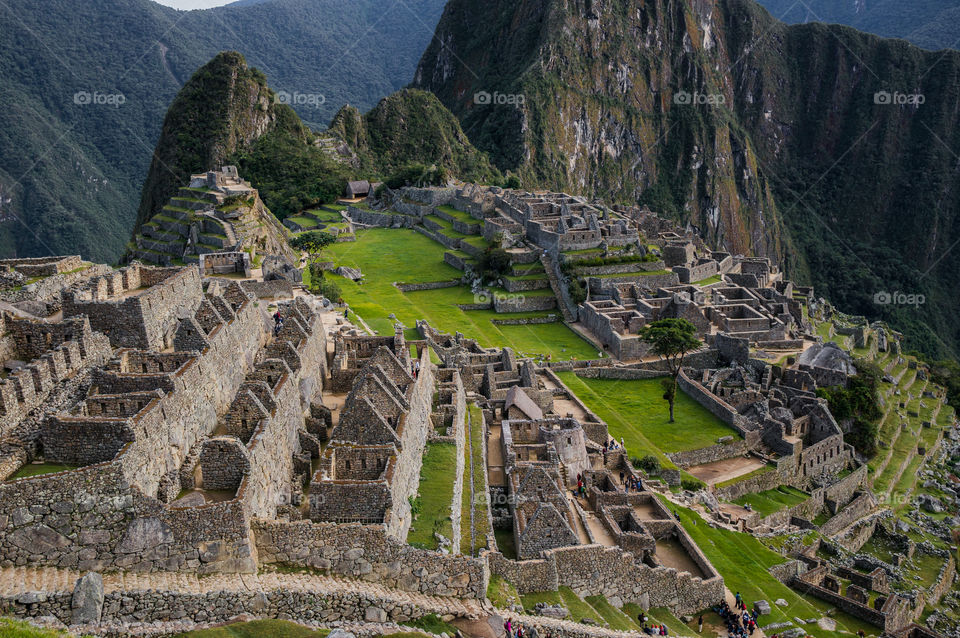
[
  {"xmin": 666, "ymin": 497, "xmax": 882, "ymax": 638},
  {"xmin": 323, "ymin": 229, "xmax": 597, "ymax": 359},
  {"xmin": 487, "ymin": 574, "xmax": 521, "ymax": 609},
  {"xmin": 407, "ymin": 442, "xmax": 458, "ymax": 550},
  {"xmin": 715, "ymin": 465, "xmax": 774, "ymax": 489},
  {"xmin": 638, "ymin": 319, "xmax": 703, "ymax": 423},
  {"xmin": 494, "ymin": 528, "xmax": 517, "ymax": 560},
  {"xmin": 817, "ymin": 360, "xmax": 883, "ymax": 456},
  {"xmin": 7, "ymin": 463, "xmax": 78, "ymax": 480},
  {"xmin": 460, "ymin": 404, "xmax": 490, "ymax": 555},
  {"xmin": 555, "ymin": 373, "xmax": 738, "ymax": 462},
  {"xmin": 174, "ymin": 619, "xmax": 331, "ymax": 637},
  {"xmin": 400, "ymin": 614, "xmax": 459, "ymax": 636},
  {"xmin": 755, "ymin": 0, "xmax": 960, "ymax": 49},
  {"xmin": 585, "ymin": 595, "xmax": 642, "ymax": 631},
  {"xmin": 732, "ymin": 486, "xmax": 809, "ymax": 517},
  {"xmin": 327, "ymin": 89, "xmax": 499, "ymax": 183},
  {"xmin": 0, "ymin": 618, "xmax": 77, "ymax": 638}
]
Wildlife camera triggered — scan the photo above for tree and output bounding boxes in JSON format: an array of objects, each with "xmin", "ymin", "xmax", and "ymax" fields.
[
  {"xmin": 639, "ymin": 318, "xmax": 702, "ymax": 422},
  {"xmin": 290, "ymin": 231, "xmax": 336, "ymax": 262}
]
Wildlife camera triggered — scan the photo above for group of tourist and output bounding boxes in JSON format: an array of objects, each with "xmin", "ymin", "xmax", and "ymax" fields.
[
  {"xmin": 712, "ymin": 593, "xmax": 759, "ymax": 637},
  {"xmin": 411, "ymin": 359, "xmax": 421, "ymax": 379},
  {"xmin": 575, "ymin": 473, "xmax": 588, "ymax": 498},
  {"xmin": 272, "ymin": 310, "xmax": 284, "ymax": 337},
  {"xmin": 619, "ymin": 470, "xmax": 644, "ymax": 493},
  {"xmin": 636, "ymin": 611, "xmax": 672, "ymax": 635}
]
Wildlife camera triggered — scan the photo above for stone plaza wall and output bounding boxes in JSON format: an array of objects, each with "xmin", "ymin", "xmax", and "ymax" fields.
[{"xmin": 253, "ymin": 519, "xmax": 488, "ymax": 598}]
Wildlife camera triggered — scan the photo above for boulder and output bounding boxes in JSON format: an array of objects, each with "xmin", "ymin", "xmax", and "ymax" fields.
[
  {"xmin": 117, "ymin": 517, "xmax": 173, "ymax": 554},
  {"xmin": 336, "ymin": 266, "xmax": 362, "ymax": 281},
  {"xmin": 754, "ymin": 600, "xmax": 771, "ymax": 616},
  {"xmin": 71, "ymin": 572, "xmax": 104, "ymax": 625},
  {"xmin": 9, "ymin": 524, "xmax": 71, "ymax": 554}
]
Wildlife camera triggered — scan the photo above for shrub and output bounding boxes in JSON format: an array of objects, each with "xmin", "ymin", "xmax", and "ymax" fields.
[
  {"xmin": 476, "ymin": 246, "xmax": 512, "ymax": 282},
  {"xmin": 632, "ymin": 455, "xmax": 661, "ymax": 475},
  {"xmin": 681, "ymin": 477, "xmax": 705, "ymax": 492},
  {"xmin": 317, "ymin": 279, "xmax": 342, "ymax": 303},
  {"xmin": 568, "ymin": 278, "xmax": 586, "ymax": 305}
]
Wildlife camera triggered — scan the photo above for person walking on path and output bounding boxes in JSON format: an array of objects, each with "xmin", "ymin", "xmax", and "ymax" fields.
[{"xmin": 697, "ymin": 615, "xmax": 703, "ymax": 633}]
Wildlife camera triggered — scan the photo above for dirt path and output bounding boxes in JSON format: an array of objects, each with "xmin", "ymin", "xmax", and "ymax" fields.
[
  {"xmin": 487, "ymin": 424, "xmax": 506, "ymax": 487},
  {"xmin": 686, "ymin": 456, "xmax": 768, "ymax": 486}
]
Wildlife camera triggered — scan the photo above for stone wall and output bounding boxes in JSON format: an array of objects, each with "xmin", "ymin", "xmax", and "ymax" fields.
[
  {"xmin": 666, "ymin": 439, "xmax": 752, "ymax": 469},
  {"xmin": 1, "ymin": 576, "xmax": 478, "ymax": 630},
  {"xmin": 820, "ymin": 492, "xmax": 877, "ymax": 537},
  {"xmin": 677, "ymin": 370, "xmax": 750, "ymax": 434},
  {"xmin": 63, "ymin": 265, "xmax": 204, "ymax": 350},
  {"xmin": 489, "ymin": 540, "xmax": 724, "ymax": 616},
  {"xmin": 253, "ymin": 519, "xmax": 488, "ymax": 598},
  {"xmin": 239, "ymin": 280, "xmax": 294, "ymax": 299}
]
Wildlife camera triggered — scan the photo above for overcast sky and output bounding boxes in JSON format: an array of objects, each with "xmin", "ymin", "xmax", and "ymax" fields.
[{"xmin": 153, "ymin": 0, "xmax": 235, "ymax": 9}]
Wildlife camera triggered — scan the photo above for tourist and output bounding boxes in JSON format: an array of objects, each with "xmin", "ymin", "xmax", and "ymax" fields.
[
  {"xmin": 273, "ymin": 310, "xmax": 282, "ymax": 325},
  {"xmin": 504, "ymin": 618, "xmax": 512, "ymax": 638},
  {"xmin": 698, "ymin": 615, "xmax": 703, "ymax": 633},
  {"xmin": 619, "ymin": 470, "xmax": 625, "ymax": 485}
]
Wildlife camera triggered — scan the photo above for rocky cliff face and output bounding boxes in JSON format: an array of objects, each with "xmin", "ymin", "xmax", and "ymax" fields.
[
  {"xmin": 136, "ymin": 51, "xmax": 301, "ymax": 231},
  {"xmin": 413, "ymin": 0, "xmax": 960, "ymax": 357}
]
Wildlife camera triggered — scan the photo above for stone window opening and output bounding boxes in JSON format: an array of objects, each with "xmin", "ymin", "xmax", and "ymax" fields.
[
  {"xmin": 345, "ymin": 460, "xmax": 351, "ymax": 471},
  {"xmin": 361, "ymin": 458, "xmax": 367, "ymax": 470},
  {"xmin": 142, "ymin": 363, "xmax": 149, "ymax": 373}
]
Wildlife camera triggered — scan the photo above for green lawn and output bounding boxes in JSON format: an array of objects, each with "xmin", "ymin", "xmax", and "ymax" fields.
[
  {"xmin": 7, "ymin": 463, "xmax": 77, "ymax": 480},
  {"xmin": 174, "ymin": 620, "xmax": 330, "ymax": 637},
  {"xmin": 487, "ymin": 574, "xmax": 521, "ymax": 609},
  {"xmin": 732, "ymin": 486, "xmax": 809, "ymax": 517},
  {"xmin": 407, "ymin": 442, "xmax": 459, "ymax": 550},
  {"xmin": 0, "ymin": 618, "xmax": 75, "ymax": 638},
  {"xmin": 555, "ymin": 373, "xmax": 740, "ymax": 460},
  {"xmin": 460, "ymin": 404, "xmax": 490, "ymax": 555},
  {"xmin": 323, "ymin": 229, "xmax": 597, "ymax": 359},
  {"xmin": 715, "ymin": 464, "xmax": 774, "ymax": 489},
  {"xmin": 694, "ymin": 274, "xmax": 722, "ymax": 286},
  {"xmin": 666, "ymin": 496, "xmax": 882, "ymax": 638}
]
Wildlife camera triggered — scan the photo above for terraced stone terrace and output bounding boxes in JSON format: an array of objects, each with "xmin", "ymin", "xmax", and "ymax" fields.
[{"xmin": 322, "ymin": 229, "xmax": 598, "ymax": 360}]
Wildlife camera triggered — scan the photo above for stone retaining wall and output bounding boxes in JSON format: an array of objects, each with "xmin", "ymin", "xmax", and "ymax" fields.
[
  {"xmin": 667, "ymin": 439, "xmax": 751, "ymax": 469},
  {"xmin": 253, "ymin": 520, "xmax": 488, "ymax": 598},
  {"xmin": 677, "ymin": 370, "xmax": 750, "ymax": 434},
  {"xmin": 820, "ymin": 492, "xmax": 876, "ymax": 537},
  {"xmin": 395, "ymin": 280, "xmax": 461, "ymax": 293},
  {"xmin": 1, "ymin": 581, "xmax": 471, "ymax": 630}
]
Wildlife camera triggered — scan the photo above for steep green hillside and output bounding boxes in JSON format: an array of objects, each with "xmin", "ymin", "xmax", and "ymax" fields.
[
  {"xmin": 0, "ymin": 0, "xmax": 446, "ymax": 262},
  {"xmin": 754, "ymin": 0, "xmax": 960, "ymax": 51},
  {"xmin": 139, "ymin": 55, "xmax": 493, "ymax": 227},
  {"xmin": 413, "ymin": 0, "xmax": 960, "ymax": 359},
  {"xmin": 327, "ymin": 89, "xmax": 498, "ymax": 181}
]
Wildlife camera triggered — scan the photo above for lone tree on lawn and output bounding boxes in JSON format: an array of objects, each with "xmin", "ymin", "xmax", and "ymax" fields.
[
  {"xmin": 290, "ymin": 230, "xmax": 336, "ymax": 262},
  {"xmin": 639, "ymin": 318, "xmax": 702, "ymax": 423}
]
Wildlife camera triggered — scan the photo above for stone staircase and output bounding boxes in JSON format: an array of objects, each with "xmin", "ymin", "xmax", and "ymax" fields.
[
  {"xmin": 540, "ymin": 252, "xmax": 578, "ymax": 322},
  {"xmin": 130, "ymin": 187, "xmax": 240, "ymax": 266}
]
